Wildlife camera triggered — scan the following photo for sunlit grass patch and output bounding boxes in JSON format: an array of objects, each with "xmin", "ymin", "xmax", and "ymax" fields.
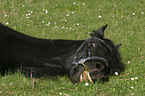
[{"xmin": 0, "ymin": 0, "xmax": 145, "ymax": 95}]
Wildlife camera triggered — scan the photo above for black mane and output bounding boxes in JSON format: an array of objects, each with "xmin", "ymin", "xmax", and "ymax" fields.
[{"xmin": 103, "ymin": 39, "xmax": 125, "ymax": 75}]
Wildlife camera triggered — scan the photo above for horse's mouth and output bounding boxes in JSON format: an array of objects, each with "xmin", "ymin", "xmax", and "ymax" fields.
[
  {"xmin": 80, "ymin": 70, "xmax": 93, "ymax": 82},
  {"xmin": 80, "ymin": 70, "xmax": 109, "ymax": 83}
]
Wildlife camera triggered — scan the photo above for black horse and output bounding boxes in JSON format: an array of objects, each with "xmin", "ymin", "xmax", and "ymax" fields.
[{"xmin": 0, "ymin": 23, "xmax": 125, "ymax": 84}]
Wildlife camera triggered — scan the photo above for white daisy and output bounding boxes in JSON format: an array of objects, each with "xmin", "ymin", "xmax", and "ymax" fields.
[
  {"xmin": 6, "ymin": 22, "xmax": 9, "ymax": 25},
  {"xmin": 135, "ymin": 77, "xmax": 138, "ymax": 79},
  {"xmin": 85, "ymin": 83, "xmax": 89, "ymax": 86},
  {"xmin": 66, "ymin": 14, "xmax": 69, "ymax": 16},
  {"xmin": 98, "ymin": 15, "xmax": 101, "ymax": 18},
  {"xmin": 115, "ymin": 72, "xmax": 118, "ymax": 76},
  {"xmin": 130, "ymin": 86, "xmax": 134, "ymax": 89},
  {"xmin": 73, "ymin": 2, "xmax": 76, "ymax": 5},
  {"xmin": 141, "ymin": 12, "xmax": 144, "ymax": 14},
  {"xmin": 45, "ymin": 10, "xmax": 48, "ymax": 13},
  {"xmin": 131, "ymin": 78, "xmax": 134, "ymax": 80}
]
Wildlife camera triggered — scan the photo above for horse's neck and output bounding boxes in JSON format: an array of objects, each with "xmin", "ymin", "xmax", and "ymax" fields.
[
  {"xmin": 51, "ymin": 40, "xmax": 84, "ymax": 56},
  {"xmin": 54, "ymin": 40, "xmax": 84, "ymax": 73}
]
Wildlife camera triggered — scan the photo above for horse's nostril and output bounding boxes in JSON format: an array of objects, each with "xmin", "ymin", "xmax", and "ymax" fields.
[
  {"xmin": 96, "ymin": 64, "xmax": 101, "ymax": 69},
  {"xmin": 95, "ymin": 63, "xmax": 104, "ymax": 70}
]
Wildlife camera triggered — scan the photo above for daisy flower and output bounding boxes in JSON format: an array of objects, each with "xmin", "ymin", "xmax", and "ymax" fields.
[
  {"xmin": 131, "ymin": 78, "xmax": 134, "ymax": 80},
  {"xmin": 66, "ymin": 14, "xmax": 69, "ymax": 16},
  {"xmin": 132, "ymin": 13, "xmax": 135, "ymax": 15},
  {"xmin": 73, "ymin": 2, "xmax": 76, "ymax": 5},
  {"xmin": 115, "ymin": 72, "xmax": 118, "ymax": 76},
  {"xmin": 98, "ymin": 15, "xmax": 101, "ymax": 18},
  {"xmin": 85, "ymin": 83, "xmax": 89, "ymax": 86},
  {"xmin": 130, "ymin": 86, "xmax": 134, "ymax": 89},
  {"xmin": 141, "ymin": 12, "xmax": 144, "ymax": 14},
  {"xmin": 6, "ymin": 22, "xmax": 9, "ymax": 25}
]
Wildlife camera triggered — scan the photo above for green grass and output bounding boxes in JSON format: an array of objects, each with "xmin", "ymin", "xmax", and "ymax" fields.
[{"xmin": 0, "ymin": 0, "xmax": 145, "ymax": 95}]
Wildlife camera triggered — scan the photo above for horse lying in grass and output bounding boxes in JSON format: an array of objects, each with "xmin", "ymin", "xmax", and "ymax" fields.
[{"xmin": 0, "ymin": 23, "xmax": 125, "ymax": 84}]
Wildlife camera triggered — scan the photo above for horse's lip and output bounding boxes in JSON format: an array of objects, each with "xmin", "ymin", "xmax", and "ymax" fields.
[{"xmin": 80, "ymin": 71, "xmax": 93, "ymax": 82}]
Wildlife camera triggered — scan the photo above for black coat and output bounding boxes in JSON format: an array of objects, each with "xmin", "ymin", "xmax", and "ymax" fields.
[{"xmin": 0, "ymin": 23, "xmax": 125, "ymax": 84}]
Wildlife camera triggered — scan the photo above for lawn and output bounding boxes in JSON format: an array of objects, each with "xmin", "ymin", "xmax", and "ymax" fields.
[{"xmin": 0, "ymin": 0, "xmax": 145, "ymax": 95}]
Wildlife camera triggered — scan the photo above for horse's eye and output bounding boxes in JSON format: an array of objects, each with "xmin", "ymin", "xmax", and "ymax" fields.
[{"xmin": 92, "ymin": 43, "xmax": 96, "ymax": 47}]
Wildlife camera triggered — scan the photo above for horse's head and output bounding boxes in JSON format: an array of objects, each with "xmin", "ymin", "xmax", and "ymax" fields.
[{"xmin": 70, "ymin": 24, "xmax": 124, "ymax": 84}]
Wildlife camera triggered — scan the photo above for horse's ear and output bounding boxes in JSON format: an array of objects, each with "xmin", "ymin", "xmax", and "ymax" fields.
[
  {"xmin": 90, "ymin": 24, "xmax": 107, "ymax": 39},
  {"xmin": 116, "ymin": 44, "xmax": 122, "ymax": 49}
]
